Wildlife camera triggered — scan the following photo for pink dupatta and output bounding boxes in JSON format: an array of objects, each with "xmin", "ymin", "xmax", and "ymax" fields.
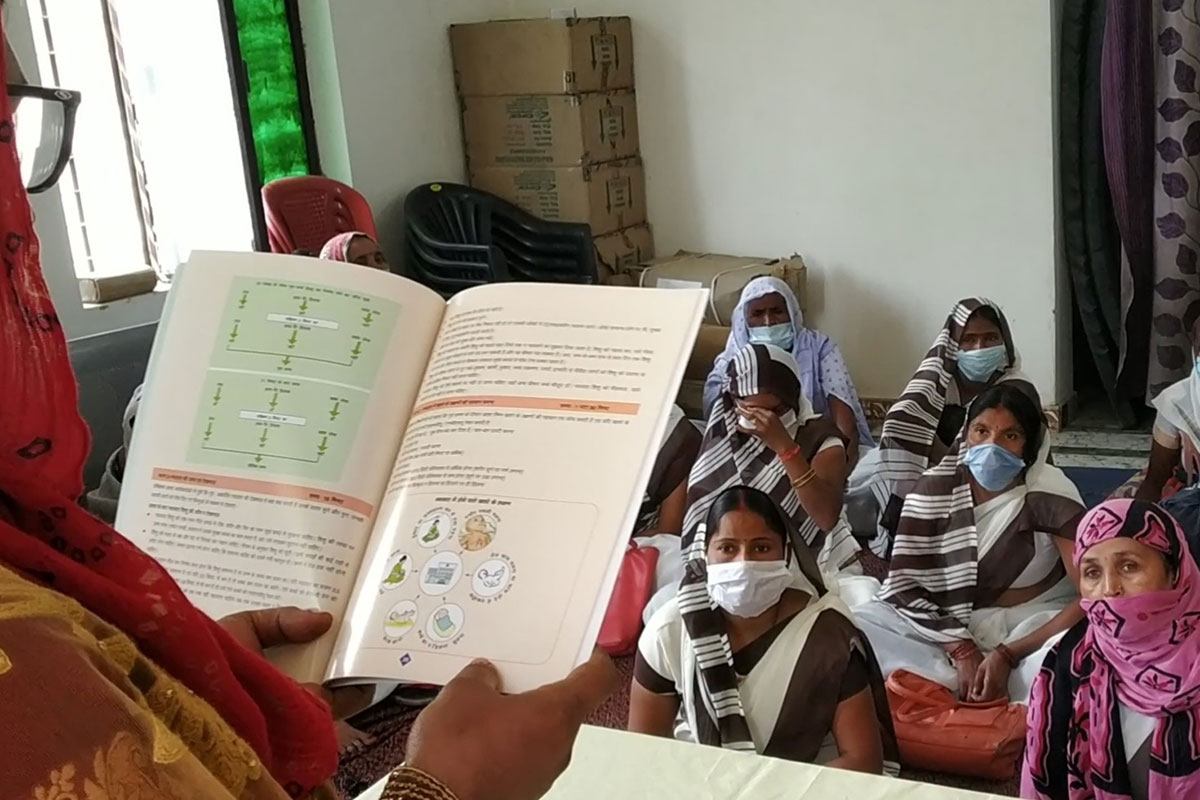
[{"xmin": 1023, "ymin": 499, "xmax": 1200, "ymax": 799}]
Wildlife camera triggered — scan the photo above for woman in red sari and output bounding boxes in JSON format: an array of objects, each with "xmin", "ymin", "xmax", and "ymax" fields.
[{"xmin": 0, "ymin": 33, "xmax": 341, "ymax": 800}]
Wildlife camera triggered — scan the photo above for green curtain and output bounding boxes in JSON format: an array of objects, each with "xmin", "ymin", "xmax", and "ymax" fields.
[{"xmin": 232, "ymin": 0, "xmax": 310, "ymax": 184}]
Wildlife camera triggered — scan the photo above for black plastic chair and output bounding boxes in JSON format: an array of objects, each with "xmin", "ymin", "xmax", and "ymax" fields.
[{"xmin": 404, "ymin": 182, "xmax": 597, "ymax": 295}]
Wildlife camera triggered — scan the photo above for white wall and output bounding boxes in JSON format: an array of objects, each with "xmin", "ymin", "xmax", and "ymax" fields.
[
  {"xmin": 9, "ymin": 0, "xmax": 1069, "ymax": 400},
  {"xmin": 299, "ymin": 0, "xmax": 531, "ymax": 261},
  {"xmin": 1052, "ymin": 0, "xmax": 1073, "ymax": 404},
  {"xmin": 299, "ymin": 2, "xmax": 1072, "ymax": 403},
  {"xmin": 484, "ymin": 0, "xmax": 1065, "ymax": 402}
]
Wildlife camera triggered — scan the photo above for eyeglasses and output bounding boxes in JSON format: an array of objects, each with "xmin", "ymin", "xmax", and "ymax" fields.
[{"xmin": 8, "ymin": 83, "xmax": 80, "ymax": 194}]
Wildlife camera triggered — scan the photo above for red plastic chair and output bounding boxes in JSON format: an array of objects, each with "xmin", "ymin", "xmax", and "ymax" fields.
[{"xmin": 261, "ymin": 176, "xmax": 378, "ymax": 254}]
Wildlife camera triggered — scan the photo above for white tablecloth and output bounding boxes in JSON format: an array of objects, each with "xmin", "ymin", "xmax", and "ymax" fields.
[{"xmin": 355, "ymin": 725, "xmax": 1007, "ymax": 800}]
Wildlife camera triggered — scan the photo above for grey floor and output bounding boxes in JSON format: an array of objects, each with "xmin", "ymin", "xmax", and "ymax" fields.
[{"xmin": 1052, "ymin": 429, "xmax": 1148, "ymax": 469}]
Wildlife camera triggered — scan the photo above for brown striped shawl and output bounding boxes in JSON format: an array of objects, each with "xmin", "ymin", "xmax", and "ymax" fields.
[
  {"xmin": 858, "ymin": 297, "xmax": 1028, "ymax": 555},
  {"xmin": 878, "ymin": 427, "xmax": 1084, "ymax": 643},
  {"xmin": 677, "ymin": 344, "xmax": 850, "ymax": 750}
]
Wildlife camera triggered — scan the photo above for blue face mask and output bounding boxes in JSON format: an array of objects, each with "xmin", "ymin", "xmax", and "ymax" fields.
[
  {"xmin": 957, "ymin": 345, "xmax": 1008, "ymax": 383},
  {"xmin": 748, "ymin": 322, "xmax": 794, "ymax": 350},
  {"xmin": 963, "ymin": 443, "xmax": 1026, "ymax": 492}
]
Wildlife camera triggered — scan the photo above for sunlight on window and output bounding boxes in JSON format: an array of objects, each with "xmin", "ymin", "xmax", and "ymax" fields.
[
  {"xmin": 25, "ymin": 0, "xmax": 254, "ymax": 281},
  {"xmin": 114, "ymin": 0, "xmax": 255, "ymax": 277},
  {"xmin": 29, "ymin": 0, "xmax": 145, "ymax": 278}
]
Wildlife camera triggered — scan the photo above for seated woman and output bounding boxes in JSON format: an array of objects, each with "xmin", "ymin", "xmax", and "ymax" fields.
[
  {"xmin": 84, "ymin": 384, "xmax": 142, "ymax": 524},
  {"xmin": 703, "ymin": 277, "xmax": 872, "ymax": 465},
  {"xmin": 629, "ymin": 485, "xmax": 898, "ymax": 772},
  {"xmin": 320, "ymin": 230, "xmax": 389, "ymax": 269},
  {"xmin": 635, "ymin": 404, "xmax": 702, "ymax": 536},
  {"xmin": 634, "ymin": 406, "xmax": 704, "ymax": 617},
  {"xmin": 688, "ymin": 342, "xmax": 862, "ymax": 573},
  {"xmin": 1023, "ymin": 499, "xmax": 1200, "ymax": 800},
  {"xmin": 846, "ymin": 297, "xmax": 1032, "ymax": 556},
  {"xmin": 849, "ymin": 383, "xmax": 1085, "ymax": 703},
  {"xmin": 1136, "ymin": 318, "xmax": 1200, "ymax": 548}
]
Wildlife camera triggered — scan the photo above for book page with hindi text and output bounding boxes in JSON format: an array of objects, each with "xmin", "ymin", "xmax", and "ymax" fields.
[
  {"xmin": 328, "ymin": 282, "xmax": 706, "ymax": 691},
  {"xmin": 116, "ymin": 251, "xmax": 446, "ymax": 682}
]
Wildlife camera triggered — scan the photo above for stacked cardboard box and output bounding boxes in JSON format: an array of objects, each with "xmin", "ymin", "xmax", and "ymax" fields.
[
  {"xmin": 629, "ymin": 252, "xmax": 808, "ymax": 326},
  {"xmin": 450, "ymin": 16, "xmax": 653, "ymax": 279}
]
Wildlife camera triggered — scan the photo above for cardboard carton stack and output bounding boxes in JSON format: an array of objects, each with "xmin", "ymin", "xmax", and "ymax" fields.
[{"xmin": 450, "ymin": 17, "xmax": 653, "ymax": 281}]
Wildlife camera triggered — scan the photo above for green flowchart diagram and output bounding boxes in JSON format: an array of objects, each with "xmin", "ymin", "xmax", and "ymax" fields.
[
  {"xmin": 186, "ymin": 278, "xmax": 399, "ymax": 481},
  {"xmin": 212, "ymin": 277, "xmax": 398, "ymax": 384}
]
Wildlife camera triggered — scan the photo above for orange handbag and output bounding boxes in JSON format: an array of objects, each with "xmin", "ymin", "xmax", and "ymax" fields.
[
  {"xmin": 596, "ymin": 541, "xmax": 659, "ymax": 656},
  {"xmin": 885, "ymin": 669, "xmax": 1028, "ymax": 780}
]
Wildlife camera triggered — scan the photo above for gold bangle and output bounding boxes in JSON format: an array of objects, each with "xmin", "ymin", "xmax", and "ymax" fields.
[
  {"xmin": 791, "ymin": 468, "xmax": 817, "ymax": 490},
  {"xmin": 381, "ymin": 766, "xmax": 459, "ymax": 800}
]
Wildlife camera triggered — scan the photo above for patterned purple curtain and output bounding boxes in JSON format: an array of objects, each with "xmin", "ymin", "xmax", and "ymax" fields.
[
  {"xmin": 1144, "ymin": 1, "xmax": 1200, "ymax": 398},
  {"xmin": 1102, "ymin": 0, "xmax": 1154, "ymax": 398}
]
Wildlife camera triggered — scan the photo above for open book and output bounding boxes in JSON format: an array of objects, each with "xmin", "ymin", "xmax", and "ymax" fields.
[{"xmin": 116, "ymin": 251, "xmax": 705, "ymax": 692}]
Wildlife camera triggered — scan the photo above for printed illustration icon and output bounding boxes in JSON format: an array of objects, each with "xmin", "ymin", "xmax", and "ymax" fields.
[
  {"xmin": 471, "ymin": 557, "xmax": 514, "ymax": 599},
  {"xmin": 419, "ymin": 552, "xmax": 463, "ymax": 596},
  {"xmin": 380, "ymin": 552, "xmax": 411, "ymax": 591},
  {"xmin": 459, "ymin": 511, "xmax": 498, "ymax": 552},
  {"xmin": 425, "ymin": 603, "xmax": 464, "ymax": 642},
  {"xmin": 383, "ymin": 600, "xmax": 418, "ymax": 642},
  {"xmin": 414, "ymin": 508, "xmax": 454, "ymax": 549}
]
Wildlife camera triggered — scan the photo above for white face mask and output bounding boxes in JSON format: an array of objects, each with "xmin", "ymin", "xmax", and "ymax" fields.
[{"xmin": 706, "ymin": 559, "xmax": 792, "ymax": 618}]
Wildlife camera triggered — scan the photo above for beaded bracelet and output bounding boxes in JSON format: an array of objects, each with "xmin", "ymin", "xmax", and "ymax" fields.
[{"xmin": 381, "ymin": 766, "xmax": 459, "ymax": 800}]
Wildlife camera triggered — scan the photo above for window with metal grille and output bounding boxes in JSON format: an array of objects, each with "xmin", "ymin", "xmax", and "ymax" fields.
[{"xmin": 20, "ymin": 0, "xmax": 316, "ymax": 287}]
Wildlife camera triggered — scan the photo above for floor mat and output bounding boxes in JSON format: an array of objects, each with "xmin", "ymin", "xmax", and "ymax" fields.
[{"xmin": 1062, "ymin": 466, "xmax": 1138, "ymax": 508}]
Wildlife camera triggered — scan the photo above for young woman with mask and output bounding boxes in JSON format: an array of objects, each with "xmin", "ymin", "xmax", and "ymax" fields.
[
  {"xmin": 629, "ymin": 486, "xmax": 898, "ymax": 773},
  {"xmin": 702, "ymin": 277, "xmax": 872, "ymax": 465},
  {"xmin": 686, "ymin": 343, "xmax": 862, "ymax": 575},
  {"xmin": 848, "ymin": 384, "xmax": 1085, "ymax": 703},
  {"xmin": 845, "ymin": 298, "xmax": 1034, "ymax": 557},
  {"xmin": 1023, "ymin": 499, "xmax": 1200, "ymax": 800}
]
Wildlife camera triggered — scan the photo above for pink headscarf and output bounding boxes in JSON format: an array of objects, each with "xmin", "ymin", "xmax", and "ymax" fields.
[
  {"xmin": 319, "ymin": 231, "xmax": 368, "ymax": 262},
  {"xmin": 1022, "ymin": 499, "xmax": 1200, "ymax": 800}
]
